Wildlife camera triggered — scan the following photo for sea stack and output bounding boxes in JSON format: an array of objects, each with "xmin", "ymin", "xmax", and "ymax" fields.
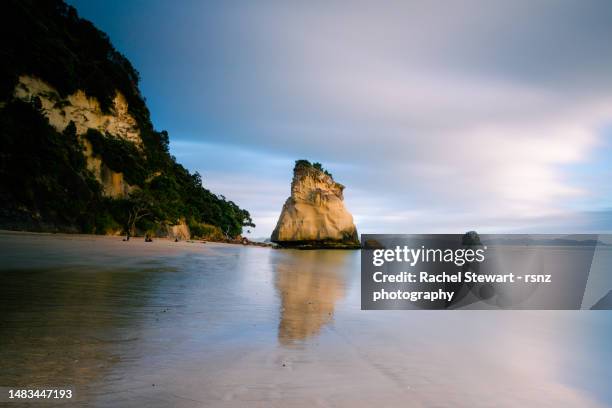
[{"xmin": 271, "ymin": 160, "xmax": 360, "ymax": 249}]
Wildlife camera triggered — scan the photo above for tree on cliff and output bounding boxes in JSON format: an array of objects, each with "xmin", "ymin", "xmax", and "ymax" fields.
[{"xmin": 125, "ymin": 189, "xmax": 155, "ymax": 237}]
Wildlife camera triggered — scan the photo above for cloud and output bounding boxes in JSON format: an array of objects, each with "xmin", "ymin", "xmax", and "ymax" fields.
[{"xmin": 73, "ymin": 0, "xmax": 612, "ymax": 236}]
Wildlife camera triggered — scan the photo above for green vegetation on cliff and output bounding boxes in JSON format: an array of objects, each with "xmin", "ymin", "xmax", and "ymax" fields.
[
  {"xmin": 294, "ymin": 159, "xmax": 333, "ymax": 178},
  {"xmin": 0, "ymin": 99, "xmax": 101, "ymax": 231},
  {"xmin": 0, "ymin": 0, "xmax": 254, "ymax": 238},
  {"xmin": 0, "ymin": 0, "xmax": 147, "ymax": 123}
]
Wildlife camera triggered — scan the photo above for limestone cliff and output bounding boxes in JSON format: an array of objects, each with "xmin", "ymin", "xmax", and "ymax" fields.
[
  {"xmin": 1, "ymin": 0, "xmax": 253, "ymax": 237},
  {"xmin": 271, "ymin": 160, "xmax": 359, "ymax": 248},
  {"xmin": 14, "ymin": 75, "xmax": 137, "ymax": 198}
]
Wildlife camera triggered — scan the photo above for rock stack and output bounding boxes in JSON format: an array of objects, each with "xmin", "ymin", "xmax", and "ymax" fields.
[{"xmin": 271, "ymin": 160, "xmax": 360, "ymax": 249}]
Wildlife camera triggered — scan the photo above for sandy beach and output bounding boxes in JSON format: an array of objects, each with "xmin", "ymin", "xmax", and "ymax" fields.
[{"xmin": 0, "ymin": 231, "xmax": 610, "ymax": 407}]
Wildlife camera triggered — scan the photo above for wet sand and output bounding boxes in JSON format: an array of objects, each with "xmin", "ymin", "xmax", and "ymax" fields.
[{"xmin": 0, "ymin": 231, "xmax": 610, "ymax": 407}]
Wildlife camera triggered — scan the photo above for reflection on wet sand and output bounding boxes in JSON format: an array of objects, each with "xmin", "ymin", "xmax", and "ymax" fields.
[
  {"xmin": 0, "ymin": 266, "xmax": 158, "ymax": 404},
  {"xmin": 274, "ymin": 250, "xmax": 351, "ymax": 345},
  {"xmin": 1, "ymin": 233, "xmax": 610, "ymax": 407}
]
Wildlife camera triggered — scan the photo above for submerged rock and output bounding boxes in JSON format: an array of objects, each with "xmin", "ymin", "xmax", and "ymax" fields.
[
  {"xmin": 271, "ymin": 160, "xmax": 360, "ymax": 249},
  {"xmin": 462, "ymin": 231, "xmax": 481, "ymax": 246}
]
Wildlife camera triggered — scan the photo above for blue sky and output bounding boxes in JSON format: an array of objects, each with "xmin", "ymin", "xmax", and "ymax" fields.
[{"xmin": 69, "ymin": 0, "xmax": 612, "ymax": 237}]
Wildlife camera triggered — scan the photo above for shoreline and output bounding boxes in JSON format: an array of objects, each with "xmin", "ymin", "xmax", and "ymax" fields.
[
  {"xmin": 0, "ymin": 230, "xmax": 364, "ymax": 250},
  {"xmin": 0, "ymin": 229, "xmax": 275, "ymax": 249}
]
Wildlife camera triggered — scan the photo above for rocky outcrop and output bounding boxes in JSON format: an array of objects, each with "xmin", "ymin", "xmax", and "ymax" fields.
[
  {"xmin": 159, "ymin": 219, "xmax": 191, "ymax": 240},
  {"xmin": 271, "ymin": 160, "xmax": 360, "ymax": 248},
  {"xmin": 13, "ymin": 75, "xmax": 138, "ymax": 198},
  {"xmin": 168, "ymin": 222, "xmax": 191, "ymax": 241}
]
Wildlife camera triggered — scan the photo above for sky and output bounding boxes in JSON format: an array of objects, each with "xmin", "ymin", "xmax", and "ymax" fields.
[{"xmin": 69, "ymin": 0, "xmax": 612, "ymax": 237}]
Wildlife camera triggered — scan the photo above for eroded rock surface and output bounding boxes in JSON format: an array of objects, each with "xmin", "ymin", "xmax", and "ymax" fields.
[
  {"xmin": 13, "ymin": 75, "xmax": 138, "ymax": 198},
  {"xmin": 271, "ymin": 161, "xmax": 359, "ymax": 248}
]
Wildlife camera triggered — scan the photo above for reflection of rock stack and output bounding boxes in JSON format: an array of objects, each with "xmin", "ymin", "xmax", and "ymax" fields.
[{"xmin": 274, "ymin": 251, "xmax": 349, "ymax": 345}]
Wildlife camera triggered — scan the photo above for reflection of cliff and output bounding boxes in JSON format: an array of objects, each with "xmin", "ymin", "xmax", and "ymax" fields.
[{"xmin": 274, "ymin": 251, "xmax": 350, "ymax": 345}]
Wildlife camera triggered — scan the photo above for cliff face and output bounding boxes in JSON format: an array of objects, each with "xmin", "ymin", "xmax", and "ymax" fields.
[
  {"xmin": 14, "ymin": 75, "xmax": 137, "ymax": 198},
  {"xmin": 271, "ymin": 161, "xmax": 359, "ymax": 248},
  {"xmin": 0, "ymin": 0, "xmax": 253, "ymax": 237}
]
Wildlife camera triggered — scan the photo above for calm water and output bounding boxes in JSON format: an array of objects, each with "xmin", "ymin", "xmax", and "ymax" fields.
[{"xmin": 0, "ymin": 232, "xmax": 611, "ymax": 407}]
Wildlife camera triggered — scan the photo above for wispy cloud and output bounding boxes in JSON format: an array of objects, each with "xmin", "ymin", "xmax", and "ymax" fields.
[{"xmin": 72, "ymin": 0, "xmax": 612, "ymax": 236}]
